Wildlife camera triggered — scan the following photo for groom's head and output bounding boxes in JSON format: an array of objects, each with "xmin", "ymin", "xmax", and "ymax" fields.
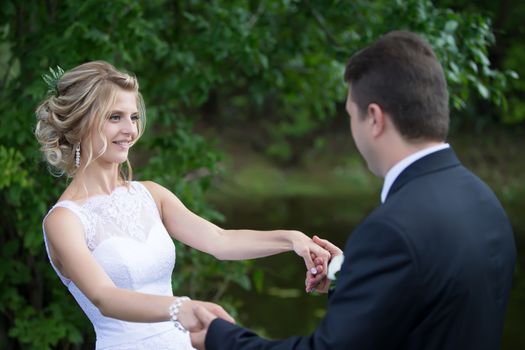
[
  {"xmin": 343, "ymin": 31, "xmax": 450, "ymax": 175},
  {"xmin": 345, "ymin": 31, "xmax": 449, "ymax": 141}
]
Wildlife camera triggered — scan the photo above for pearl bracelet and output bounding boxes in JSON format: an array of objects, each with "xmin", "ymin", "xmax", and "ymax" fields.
[{"xmin": 169, "ymin": 296, "xmax": 191, "ymax": 333}]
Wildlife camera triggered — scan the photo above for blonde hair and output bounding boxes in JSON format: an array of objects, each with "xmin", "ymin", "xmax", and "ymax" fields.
[{"xmin": 35, "ymin": 61, "xmax": 146, "ymax": 180}]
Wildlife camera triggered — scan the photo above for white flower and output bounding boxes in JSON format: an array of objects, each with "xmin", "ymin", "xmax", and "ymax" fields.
[{"xmin": 327, "ymin": 254, "xmax": 345, "ymax": 280}]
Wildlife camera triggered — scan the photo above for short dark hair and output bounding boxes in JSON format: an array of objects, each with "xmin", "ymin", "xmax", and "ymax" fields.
[{"xmin": 344, "ymin": 31, "xmax": 449, "ymax": 141}]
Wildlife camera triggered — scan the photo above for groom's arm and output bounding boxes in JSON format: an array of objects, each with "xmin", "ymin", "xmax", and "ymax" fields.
[
  {"xmin": 206, "ymin": 319, "xmax": 306, "ymax": 350},
  {"xmin": 203, "ymin": 218, "xmax": 419, "ymax": 350}
]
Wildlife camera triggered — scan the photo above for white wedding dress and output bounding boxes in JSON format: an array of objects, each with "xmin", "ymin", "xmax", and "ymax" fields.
[{"xmin": 42, "ymin": 181, "xmax": 195, "ymax": 349}]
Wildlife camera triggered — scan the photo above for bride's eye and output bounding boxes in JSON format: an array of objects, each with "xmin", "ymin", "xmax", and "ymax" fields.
[
  {"xmin": 109, "ymin": 115, "xmax": 120, "ymax": 121},
  {"xmin": 131, "ymin": 114, "xmax": 139, "ymax": 122}
]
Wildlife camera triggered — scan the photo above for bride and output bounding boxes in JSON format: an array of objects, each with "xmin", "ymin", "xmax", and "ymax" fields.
[{"xmin": 35, "ymin": 61, "xmax": 330, "ymax": 349}]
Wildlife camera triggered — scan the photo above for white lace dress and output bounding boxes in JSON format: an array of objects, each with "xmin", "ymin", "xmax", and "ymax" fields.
[{"xmin": 42, "ymin": 181, "xmax": 195, "ymax": 349}]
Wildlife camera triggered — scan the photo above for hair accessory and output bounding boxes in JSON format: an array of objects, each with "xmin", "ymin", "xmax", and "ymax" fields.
[
  {"xmin": 75, "ymin": 143, "xmax": 81, "ymax": 168},
  {"xmin": 169, "ymin": 296, "xmax": 191, "ymax": 333},
  {"xmin": 42, "ymin": 66, "xmax": 65, "ymax": 97}
]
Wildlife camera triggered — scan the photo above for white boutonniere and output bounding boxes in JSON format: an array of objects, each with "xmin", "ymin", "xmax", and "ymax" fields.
[{"xmin": 327, "ymin": 254, "xmax": 345, "ymax": 280}]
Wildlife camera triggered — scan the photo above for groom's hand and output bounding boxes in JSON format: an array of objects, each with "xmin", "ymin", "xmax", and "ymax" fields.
[
  {"xmin": 291, "ymin": 232, "xmax": 330, "ymax": 284},
  {"xmin": 306, "ymin": 235, "xmax": 343, "ymax": 293},
  {"xmin": 191, "ymin": 305, "xmax": 223, "ymax": 350},
  {"xmin": 179, "ymin": 300, "xmax": 234, "ymax": 332},
  {"xmin": 313, "ymin": 235, "xmax": 343, "ymax": 258}
]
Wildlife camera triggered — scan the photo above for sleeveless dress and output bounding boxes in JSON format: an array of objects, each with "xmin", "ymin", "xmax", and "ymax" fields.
[{"xmin": 42, "ymin": 181, "xmax": 195, "ymax": 349}]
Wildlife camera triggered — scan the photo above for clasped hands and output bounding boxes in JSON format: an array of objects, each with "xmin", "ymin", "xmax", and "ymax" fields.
[{"xmin": 179, "ymin": 235, "xmax": 342, "ymax": 350}]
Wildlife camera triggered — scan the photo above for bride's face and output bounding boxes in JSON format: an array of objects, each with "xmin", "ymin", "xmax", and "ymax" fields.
[{"xmin": 89, "ymin": 88, "xmax": 139, "ymax": 166}]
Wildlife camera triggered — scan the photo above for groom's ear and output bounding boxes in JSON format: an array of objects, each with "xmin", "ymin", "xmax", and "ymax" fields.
[{"xmin": 367, "ymin": 103, "xmax": 386, "ymax": 138}]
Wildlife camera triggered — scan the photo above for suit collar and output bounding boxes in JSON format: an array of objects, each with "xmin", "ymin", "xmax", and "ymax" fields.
[
  {"xmin": 381, "ymin": 144, "xmax": 450, "ymax": 203},
  {"xmin": 384, "ymin": 148, "xmax": 461, "ymax": 201}
]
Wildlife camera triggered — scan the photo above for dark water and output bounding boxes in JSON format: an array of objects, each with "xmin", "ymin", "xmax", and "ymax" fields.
[{"xmin": 212, "ymin": 194, "xmax": 525, "ymax": 349}]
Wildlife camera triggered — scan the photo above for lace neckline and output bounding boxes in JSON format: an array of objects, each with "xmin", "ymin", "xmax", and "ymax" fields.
[
  {"xmin": 56, "ymin": 182, "xmax": 135, "ymax": 208},
  {"xmin": 50, "ymin": 181, "xmax": 160, "ymax": 251}
]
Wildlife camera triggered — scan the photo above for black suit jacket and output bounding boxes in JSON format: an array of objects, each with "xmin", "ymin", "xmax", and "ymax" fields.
[{"xmin": 206, "ymin": 148, "xmax": 516, "ymax": 350}]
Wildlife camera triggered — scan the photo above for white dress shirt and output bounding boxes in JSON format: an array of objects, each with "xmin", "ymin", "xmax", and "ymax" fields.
[{"xmin": 380, "ymin": 143, "xmax": 450, "ymax": 203}]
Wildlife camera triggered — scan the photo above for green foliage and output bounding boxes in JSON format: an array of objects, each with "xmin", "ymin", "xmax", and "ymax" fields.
[
  {"xmin": 0, "ymin": 146, "xmax": 31, "ymax": 189},
  {"xmin": 434, "ymin": 0, "xmax": 525, "ymax": 125},
  {"xmin": 0, "ymin": 0, "xmax": 514, "ymax": 348},
  {"xmin": 377, "ymin": 0, "xmax": 516, "ymax": 111},
  {"xmin": 178, "ymin": 0, "xmax": 515, "ymax": 162}
]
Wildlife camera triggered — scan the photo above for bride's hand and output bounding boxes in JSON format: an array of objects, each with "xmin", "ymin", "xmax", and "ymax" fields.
[
  {"xmin": 290, "ymin": 231, "xmax": 330, "ymax": 287},
  {"xmin": 305, "ymin": 235, "xmax": 343, "ymax": 293}
]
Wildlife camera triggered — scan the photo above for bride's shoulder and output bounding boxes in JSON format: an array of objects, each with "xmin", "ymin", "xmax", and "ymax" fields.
[
  {"xmin": 137, "ymin": 180, "xmax": 172, "ymax": 198},
  {"xmin": 45, "ymin": 185, "xmax": 85, "ymax": 227},
  {"xmin": 44, "ymin": 204, "xmax": 83, "ymax": 238},
  {"xmin": 137, "ymin": 180, "xmax": 157, "ymax": 191},
  {"xmin": 136, "ymin": 181, "xmax": 182, "ymax": 212}
]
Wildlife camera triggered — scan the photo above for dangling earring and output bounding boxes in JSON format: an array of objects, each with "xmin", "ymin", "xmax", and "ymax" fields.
[{"xmin": 75, "ymin": 143, "xmax": 81, "ymax": 168}]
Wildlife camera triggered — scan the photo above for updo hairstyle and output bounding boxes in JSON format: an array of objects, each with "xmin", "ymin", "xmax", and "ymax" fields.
[{"xmin": 34, "ymin": 61, "xmax": 146, "ymax": 178}]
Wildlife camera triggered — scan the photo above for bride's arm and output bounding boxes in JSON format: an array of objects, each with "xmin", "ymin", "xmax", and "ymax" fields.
[
  {"xmin": 142, "ymin": 181, "xmax": 330, "ymax": 272},
  {"xmin": 44, "ymin": 208, "xmax": 231, "ymax": 325}
]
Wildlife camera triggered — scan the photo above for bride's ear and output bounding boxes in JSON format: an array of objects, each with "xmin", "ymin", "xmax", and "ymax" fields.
[{"xmin": 367, "ymin": 103, "xmax": 386, "ymax": 138}]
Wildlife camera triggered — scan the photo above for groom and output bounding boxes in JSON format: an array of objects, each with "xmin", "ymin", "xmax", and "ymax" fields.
[{"xmin": 190, "ymin": 31, "xmax": 517, "ymax": 350}]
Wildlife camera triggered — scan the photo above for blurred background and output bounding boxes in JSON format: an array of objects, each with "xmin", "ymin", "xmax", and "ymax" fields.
[{"xmin": 0, "ymin": 0, "xmax": 523, "ymax": 349}]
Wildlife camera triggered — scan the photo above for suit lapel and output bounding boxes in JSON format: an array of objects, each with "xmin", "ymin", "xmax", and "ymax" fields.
[{"xmin": 386, "ymin": 148, "xmax": 461, "ymax": 200}]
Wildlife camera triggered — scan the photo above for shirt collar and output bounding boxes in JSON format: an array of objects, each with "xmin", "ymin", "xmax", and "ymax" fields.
[{"xmin": 380, "ymin": 143, "xmax": 450, "ymax": 203}]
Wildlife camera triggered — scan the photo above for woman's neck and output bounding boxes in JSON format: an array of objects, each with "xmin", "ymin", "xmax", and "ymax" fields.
[{"xmin": 67, "ymin": 163, "xmax": 124, "ymax": 200}]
